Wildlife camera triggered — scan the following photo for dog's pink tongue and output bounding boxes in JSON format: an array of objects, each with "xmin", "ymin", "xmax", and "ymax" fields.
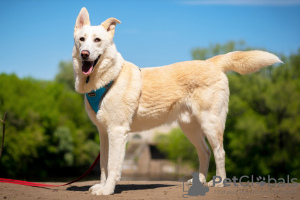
[{"xmin": 82, "ymin": 61, "xmax": 94, "ymax": 75}]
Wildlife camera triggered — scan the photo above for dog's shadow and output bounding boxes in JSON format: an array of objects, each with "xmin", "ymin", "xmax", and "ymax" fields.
[{"xmin": 67, "ymin": 183, "xmax": 176, "ymax": 194}]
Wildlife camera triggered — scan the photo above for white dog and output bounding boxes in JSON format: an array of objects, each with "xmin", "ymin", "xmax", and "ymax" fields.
[{"xmin": 72, "ymin": 7, "xmax": 281, "ymax": 195}]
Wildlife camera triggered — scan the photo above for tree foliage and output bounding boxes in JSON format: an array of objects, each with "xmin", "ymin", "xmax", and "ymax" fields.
[
  {"xmin": 0, "ymin": 70, "xmax": 99, "ymax": 178},
  {"xmin": 55, "ymin": 61, "xmax": 75, "ymax": 91},
  {"xmin": 156, "ymin": 41, "xmax": 300, "ymax": 180}
]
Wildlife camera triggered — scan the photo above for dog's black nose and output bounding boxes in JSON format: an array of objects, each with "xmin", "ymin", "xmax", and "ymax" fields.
[{"xmin": 81, "ymin": 50, "xmax": 90, "ymax": 59}]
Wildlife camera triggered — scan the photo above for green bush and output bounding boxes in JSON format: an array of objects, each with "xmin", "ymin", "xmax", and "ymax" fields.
[{"xmin": 0, "ymin": 67, "xmax": 99, "ymax": 179}]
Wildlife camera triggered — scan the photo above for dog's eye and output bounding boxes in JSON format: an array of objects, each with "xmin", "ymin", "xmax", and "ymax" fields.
[
  {"xmin": 79, "ymin": 37, "xmax": 85, "ymax": 42},
  {"xmin": 94, "ymin": 38, "xmax": 101, "ymax": 42}
]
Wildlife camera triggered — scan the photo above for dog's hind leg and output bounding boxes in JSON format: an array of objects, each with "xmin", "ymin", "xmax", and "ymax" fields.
[
  {"xmin": 178, "ymin": 117, "xmax": 211, "ymax": 185},
  {"xmin": 190, "ymin": 76, "xmax": 229, "ymax": 187},
  {"xmin": 199, "ymin": 111, "xmax": 227, "ymax": 187}
]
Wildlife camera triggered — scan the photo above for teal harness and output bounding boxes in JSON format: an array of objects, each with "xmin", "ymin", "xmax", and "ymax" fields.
[
  {"xmin": 85, "ymin": 67, "xmax": 140, "ymax": 113},
  {"xmin": 85, "ymin": 76, "xmax": 114, "ymax": 113}
]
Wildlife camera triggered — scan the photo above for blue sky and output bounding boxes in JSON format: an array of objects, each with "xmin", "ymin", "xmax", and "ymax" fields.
[{"xmin": 0, "ymin": 0, "xmax": 299, "ymax": 80}]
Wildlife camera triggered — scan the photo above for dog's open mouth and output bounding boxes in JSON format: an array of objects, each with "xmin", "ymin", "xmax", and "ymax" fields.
[{"xmin": 82, "ymin": 55, "xmax": 100, "ymax": 75}]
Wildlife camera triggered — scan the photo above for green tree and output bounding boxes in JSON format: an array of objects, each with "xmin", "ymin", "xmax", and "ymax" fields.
[
  {"xmin": 55, "ymin": 61, "xmax": 75, "ymax": 90},
  {"xmin": 0, "ymin": 73, "xmax": 98, "ymax": 179},
  {"xmin": 192, "ymin": 40, "xmax": 248, "ymax": 60}
]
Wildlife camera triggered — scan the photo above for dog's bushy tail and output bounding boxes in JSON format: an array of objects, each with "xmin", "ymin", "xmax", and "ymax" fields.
[{"xmin": 207, "ymin": 50, "xmax": 282, "ymax": 75}]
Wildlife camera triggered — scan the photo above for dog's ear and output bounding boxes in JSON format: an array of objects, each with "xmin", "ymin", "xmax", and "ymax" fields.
[
  {"xmin": 74, "ymin": 7, "xmax": 90, "ymax": 36},
  {"xmin": 101, "ymin": 18, "xmax": 121, "ymax": 40}
]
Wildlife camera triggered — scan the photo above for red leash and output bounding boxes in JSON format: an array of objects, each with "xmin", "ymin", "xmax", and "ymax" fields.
[{"xmin": 0, "ymin": 153, "xmax": 100, "ymax": 187}]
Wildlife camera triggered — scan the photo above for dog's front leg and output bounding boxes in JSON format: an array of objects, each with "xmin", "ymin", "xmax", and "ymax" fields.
[
  {"xmin": 99, "ymin": 130, "xmax": 109, "ymax": 185},
  {"xmin": 89, "ymin": 128, "xmax": 108, "ymax": 192},
  {"xmin": 90, "ymin": 126, "xmax": 128, "ymax": 195}
]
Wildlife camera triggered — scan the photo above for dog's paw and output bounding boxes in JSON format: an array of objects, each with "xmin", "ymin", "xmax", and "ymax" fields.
[
  {"xmin": 89, "ymin": 183, "xmax": 104, "ymax": 194},
  {"xmin": 187, "ymin": 178, "xmax": 193, "ymax": 185},
  {"xmin": 89, "ymin": 184, "xmax": 114, "ymax": 195},
  {"xmin": 208, "ymin": 180, "xmax": 224, "ymax": 187},
  {"xmin": 187, "ymin": 174, "xmax": 206, "ymax": 185}
]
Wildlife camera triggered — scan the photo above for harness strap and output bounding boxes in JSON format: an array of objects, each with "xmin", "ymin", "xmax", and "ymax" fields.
[{"xmin": 85, "ymin": 81, "xmax": 114, "ymax": 113}]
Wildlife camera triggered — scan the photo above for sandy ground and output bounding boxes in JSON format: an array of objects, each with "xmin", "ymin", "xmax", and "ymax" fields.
[{"xmin": 0, "ymin": 180, "xmax": 299, "ymax": 200}]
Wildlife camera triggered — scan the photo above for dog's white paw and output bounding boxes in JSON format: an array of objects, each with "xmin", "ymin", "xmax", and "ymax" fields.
[
  {"xmin": 89, "ymin": 183, "xmax": 104, "ymax": 193},
  {"xmin": 187, "ymin": 174, "xmax": 206, "ymax": 185},
  {"xmin": 208, "ymin": 180, "xmax": 224, "ymax": 187},
  {"xmin": 89, "ymin": 184, "xmax": 114, "ymax": 195}
]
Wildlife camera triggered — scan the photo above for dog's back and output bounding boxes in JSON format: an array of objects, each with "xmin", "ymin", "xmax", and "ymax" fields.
[{"xmin": 131, "ymin": 51, "xmax": 281, "ymax": 132}]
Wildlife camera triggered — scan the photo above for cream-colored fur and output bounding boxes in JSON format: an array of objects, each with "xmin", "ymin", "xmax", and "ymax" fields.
[{"xmin": 72, "ymin": 7, "xmax": 282, "ymax": 195}]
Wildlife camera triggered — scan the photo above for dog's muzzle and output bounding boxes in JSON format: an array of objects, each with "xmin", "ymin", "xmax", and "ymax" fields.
[{"xmin": 81, "ymin": 55, "xmax": 101, "ymax": 75}]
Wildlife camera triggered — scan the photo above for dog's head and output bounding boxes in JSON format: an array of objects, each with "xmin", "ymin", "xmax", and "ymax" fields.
[{"xmin": 73, "ymin": 7, "xmax": 121, "ymax": 76}]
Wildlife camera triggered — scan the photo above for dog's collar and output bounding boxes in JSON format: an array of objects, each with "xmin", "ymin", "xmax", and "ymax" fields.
[{"xmin": 85, "ymin": 76, "xmax": 114, "ymax": 113}]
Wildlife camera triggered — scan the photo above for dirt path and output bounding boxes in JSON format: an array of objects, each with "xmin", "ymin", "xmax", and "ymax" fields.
[{"xmin": 0, "ymin": 180, "xmax": 299, "ymax": 200}]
